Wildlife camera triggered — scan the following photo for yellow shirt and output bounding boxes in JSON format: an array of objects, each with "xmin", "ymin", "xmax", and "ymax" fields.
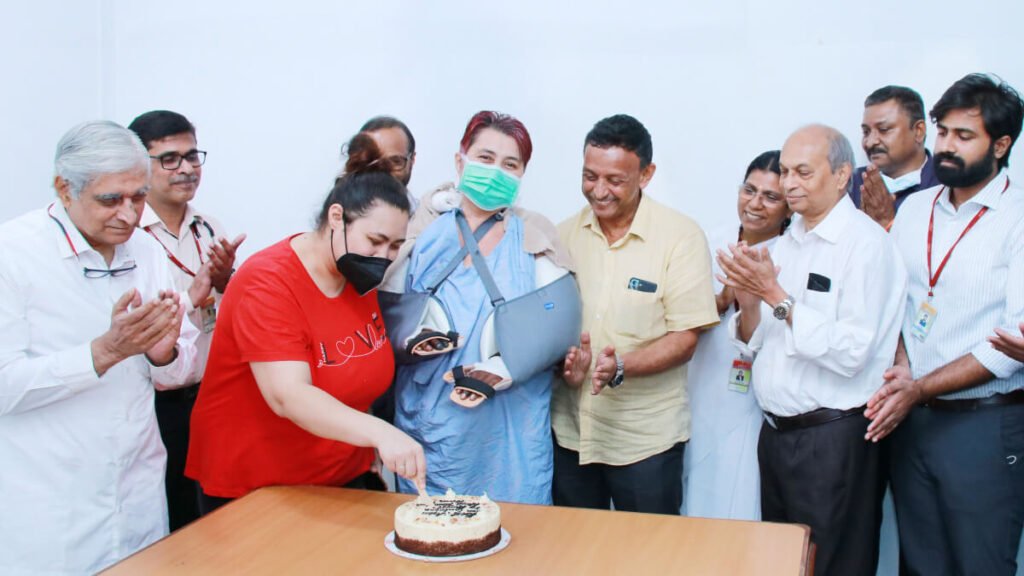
[{"xmin": 552, "ymin": 194, "xmax": 718, "ymax": 465}]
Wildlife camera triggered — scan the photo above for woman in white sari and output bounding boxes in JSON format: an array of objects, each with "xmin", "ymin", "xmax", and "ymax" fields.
[{"xmin": 682, "ymin": 150, "xmax": 791, "ymax": 520}]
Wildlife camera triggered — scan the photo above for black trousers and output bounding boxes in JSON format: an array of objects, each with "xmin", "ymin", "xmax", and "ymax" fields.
[
  {"xmin": 552, "ymin": 439, "xmax": 684, "ymax": 514},
  {"xmin": 758, "ymin": 414, "xmax": 881, "ymax": 576},
  {"xmin": 155, "ymin": 385, "xmax": 201, "ymax": 531},
  {"xmin": 198, "ymin": 471, "xmax": 388, "ymax": 516},
  {"xmin": 890, "ymin": 403, "xmax": 1024, "ymax": 576}
]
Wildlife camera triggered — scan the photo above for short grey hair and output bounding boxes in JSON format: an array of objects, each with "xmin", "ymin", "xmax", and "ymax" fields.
[
  {"xmin": 54, "ymin": 120, "xmax": 150, "ymax": 197},
  {"xmin": 824, "ymin": 126, "xmax": 855, "ymax": 194}
]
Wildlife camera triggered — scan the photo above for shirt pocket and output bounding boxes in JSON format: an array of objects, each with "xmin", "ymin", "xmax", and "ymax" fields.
[
  {"xmin": 801, "ymin": 283, "xmax": 839, "ymax": 321},
  {"xmin": 615, "ymin": 289, "xmax": 665, "ymax": 342}
]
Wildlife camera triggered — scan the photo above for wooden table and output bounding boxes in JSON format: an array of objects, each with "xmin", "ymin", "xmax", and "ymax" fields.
[{"xmin": 102, "ymin": 486, "xmax": 811, "ymax": 575}]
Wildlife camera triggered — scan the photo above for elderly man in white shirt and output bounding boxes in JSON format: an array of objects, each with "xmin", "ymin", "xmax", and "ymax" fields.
[
  {"xmin": 717, "ymin": 124, "xmax": 907, "ymax": 576},
  {"xmin": 0, "ymin": 120, "xmax": 198, "ymax": 576}
]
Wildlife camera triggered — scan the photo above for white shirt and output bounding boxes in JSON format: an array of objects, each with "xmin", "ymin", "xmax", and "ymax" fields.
[
  {"xmin": 684, "ymin": 222, "xmax": 773, "ymax": 520},
  {"xmin": 891, "ymin": 170, "xmax": 1024, "ymax": 399},
  {"xmin": 139, "ymin": 203, "xmax": 228, "ymax": 386},
  {"xmin": 0, "ymin": 204, "xmax": 199, "ymax": 575},
  {"xmin": 728, "ymin": 195, "xmax": 908, "ymax": 416}
]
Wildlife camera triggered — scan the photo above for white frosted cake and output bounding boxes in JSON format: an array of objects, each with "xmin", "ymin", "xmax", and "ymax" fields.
[{"xmin": 393, "ymin": 489, "xmax": 502, "ymax": 556}]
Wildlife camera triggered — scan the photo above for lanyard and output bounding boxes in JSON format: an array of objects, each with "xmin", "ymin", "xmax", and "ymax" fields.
[
  {"xmin": 145, "ymin": 220, "xmax": 210, "ymax": 278},
  {"xmin": 47, "ymin": 203, "xmax": 79, "ymax": 256},
  {"xmin": 926, "ymin": 178, "xmax": 1009, "ymax": 298}
]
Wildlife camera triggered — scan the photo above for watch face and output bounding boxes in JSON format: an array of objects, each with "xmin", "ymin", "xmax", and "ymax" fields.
[{"xmin": 773, "ymin": 303, "xmax": 789, "ymax": 320}]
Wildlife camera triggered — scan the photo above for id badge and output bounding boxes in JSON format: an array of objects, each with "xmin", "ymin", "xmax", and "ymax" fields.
[
  {"xmin": 200, "ymin": 296, "xmax": 217, "ymax": 334},
  {"xmin": 728, "ymin": 355, "xmax": 752, "ymax": 393},
  {"xmin": 910, "ymin": 300, "xmax": 937, "ymax": 342}
]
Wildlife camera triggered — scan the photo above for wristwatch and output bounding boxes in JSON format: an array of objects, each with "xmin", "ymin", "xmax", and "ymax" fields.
[
  {"xmin": 608, "ymin": 356, "xmax": 625, "ymax": 388},
  {"xmin": 772, "ymin": 295, "xmax": 795, "ymax": 321}
]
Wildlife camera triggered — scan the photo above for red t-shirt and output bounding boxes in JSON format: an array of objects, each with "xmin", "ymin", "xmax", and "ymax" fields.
[{"xmin": 185, "ymin": 236, "xmax": 393, "ymax": 498}]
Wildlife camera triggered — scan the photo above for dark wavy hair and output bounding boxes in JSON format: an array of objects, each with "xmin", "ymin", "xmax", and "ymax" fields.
[
  {"xmin": 317, "ymin": 132, "xmax": 410, "ymax": 229},
  {"xmin": 930, "ymin": 73, "xmax": 1024, "ymax": 169}
]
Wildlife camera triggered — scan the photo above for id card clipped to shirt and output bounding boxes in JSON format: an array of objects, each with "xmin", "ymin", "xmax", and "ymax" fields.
[
  {"xmin": 910, "ymin": 300, "xmax": 937, "ymax": 342},
  {"xmin": 728, "ymin": 353, "xmax": 753, "ymax": 394},
  {"xmin": 199, "ymin": 296, "xmax": 217, "ymax": 333}
]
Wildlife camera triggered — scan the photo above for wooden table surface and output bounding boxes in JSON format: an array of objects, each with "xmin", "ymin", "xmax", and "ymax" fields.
[{"xmin": 102, "ymin": 486, "xmax": 811, "ymax": 575}]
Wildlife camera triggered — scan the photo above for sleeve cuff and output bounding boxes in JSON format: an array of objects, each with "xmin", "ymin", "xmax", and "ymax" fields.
[
  {"xmin": 785, "ymin": 305, "xmax": 830, "ymax": 358},
  {"xmin": 972, "ymin": 342, "xmax": 1024, "ymax": 380},
  {"xmin": 63, "ymin": 342, "xmax": 103, "ymax": 391}
]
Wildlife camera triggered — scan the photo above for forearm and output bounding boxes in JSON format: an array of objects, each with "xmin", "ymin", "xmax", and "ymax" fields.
[
  {"xmin": 622, "ymin": 329, "xmax": 699, "ymax": 377},
  {"xmin": 269, "ymin": 379, "xmax": 389, "ymax": 447},
  {"xmin": 917, "ymin": 354, "xmax": 995, "ymax": 400},
  {"xmin": 737, "ymin": 308, "xmax": 760, "ymax": 343}
]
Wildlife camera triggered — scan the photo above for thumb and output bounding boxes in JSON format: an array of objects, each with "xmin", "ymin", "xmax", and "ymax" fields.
[
  {"xmin": 579, "ymin": 331, "xmax": 591, "ymax": 348},
  {"xmin": 599, "ymin": 345, "xmax": 616, "ymax": 359},
  {"xmin": 230, "ymin": 233, "xmax": 247, "ymax": 250},
  {"xmin": 113, "ymin": 288, "xmax": 137, "ymax": 314}
]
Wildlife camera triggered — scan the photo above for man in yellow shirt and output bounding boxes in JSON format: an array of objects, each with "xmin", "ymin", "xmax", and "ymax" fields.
[{"xmin": 554, "ymin": 114, "xmax": 718, "ymax": 513}]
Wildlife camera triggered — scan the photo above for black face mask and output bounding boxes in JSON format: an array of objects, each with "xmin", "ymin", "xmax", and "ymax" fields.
[{"xmin": 332, "ymin": 222, "xmax": 392, "ymax": 296}]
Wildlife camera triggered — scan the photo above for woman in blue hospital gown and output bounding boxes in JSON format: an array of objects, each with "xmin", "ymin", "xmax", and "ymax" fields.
[{"xmin": 390, "ymin": 111, "xmax": 572, "ymax": 504}]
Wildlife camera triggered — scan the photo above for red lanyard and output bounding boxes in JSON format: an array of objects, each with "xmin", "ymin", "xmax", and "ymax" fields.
[
  {"xmin": 145, "ymin": 220, "xmax": 207, "ymax": 278},
  {"xmin": 47, "ymin": 203, "xmax": 79, "ymax": 256},
  {"xmin": 926, "ymin": 178, "xmax": 1009, "ymax": 298}
]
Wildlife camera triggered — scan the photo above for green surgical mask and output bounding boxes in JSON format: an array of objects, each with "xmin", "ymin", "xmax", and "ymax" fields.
[{"xmin": 458, "ymin": 160, "xmax": 521, "ymax": 211}]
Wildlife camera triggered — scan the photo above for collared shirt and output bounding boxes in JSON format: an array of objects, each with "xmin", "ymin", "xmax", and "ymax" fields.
[
  {"xmin": 881, "ymin": 157, "xmax": 926, "ymax": 193},
  {"xmin": 552, "ymin": 194, "xmax": 719, "ymax": 466},
  {"xmin": 0, "ymin": 204, "xmax": 199, "ymax": 575},
  {"xmin": 850, "ymin": 150, "xmax": 942, "ymax": 213},
  {"xmin": 728, "ymin": 195, "xmax": 907, "ymax": 417},
  {"xmin": 139, "ymin": 203, "xmax": 228, "ymax": 386},
  {"xmin": 891, "ymin": 170, "xmax": 1024, "ymax": 399}
]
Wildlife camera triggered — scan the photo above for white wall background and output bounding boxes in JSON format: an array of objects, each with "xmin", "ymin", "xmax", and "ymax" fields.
[{"xmin": 3, "ymin": 1, "xmax": 1024, "ymax": 573}]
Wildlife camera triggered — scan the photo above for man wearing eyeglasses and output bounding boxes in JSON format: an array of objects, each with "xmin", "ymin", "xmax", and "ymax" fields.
[
  {"xmin": 0, "ymin": 120, "xmax": 199, "ymax": 575},
  {"xmin": 128, "ymin": 110, "xmax": 244, "ymax": 531},
  {"xmin": 360, "ymin": 115, "xmax": 418, "ymax": 209}
]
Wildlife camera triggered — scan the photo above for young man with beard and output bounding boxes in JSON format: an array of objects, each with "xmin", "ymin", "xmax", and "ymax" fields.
[
  {"xmin": 128, "ymin": 111, "xmax": 245, "ymax": 531},
  {"xmin": 865, "ymin": 73, "xmax": 1024, "ymax": 575}
]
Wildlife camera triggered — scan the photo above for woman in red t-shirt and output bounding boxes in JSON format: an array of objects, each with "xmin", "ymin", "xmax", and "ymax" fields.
[{"xmin": 186, "ymin": 135, "xmax": 425, "ymax": 512}]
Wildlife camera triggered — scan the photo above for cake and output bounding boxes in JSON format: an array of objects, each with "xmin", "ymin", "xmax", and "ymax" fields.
[{"xmin": 393, "ymin": 489, "xmax": 502, "ymax": 556}]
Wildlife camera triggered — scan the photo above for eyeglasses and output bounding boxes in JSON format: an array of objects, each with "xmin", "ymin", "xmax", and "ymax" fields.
[
  {"xmin": 83, "ymin": 261, "xmax": 137, "ymax": 278},
  {"xmin": 385, "ymin": 153, "xmax": 413, "ymax": 171},
  {"xmin": 738, "ymin": 184, "xmax": 785, "ymax": 206},
  {"xmin": 150, "ymin": 150, "xmax": 207, "ymax": 170}
]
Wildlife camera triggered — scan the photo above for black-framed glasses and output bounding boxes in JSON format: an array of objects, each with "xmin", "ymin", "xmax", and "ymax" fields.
[
  {"xmin": 83, "ymin": 261, "xmax": 137, "ymax": 279},
  {"xmin": 150, "ymin": 150, "xmax": 207, "ymax": 170}
]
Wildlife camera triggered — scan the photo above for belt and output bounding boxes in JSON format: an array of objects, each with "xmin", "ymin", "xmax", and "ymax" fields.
[
  {"xmin": 763, "ymin": 405, "xmax": 865, "ymax": 432},
  {"xmin": 923, "ymin": 389, "xmax": 1024, "ymax": 412},
  {"xmin": 156, "ymin": 382, "xmax": 200, "ymax": 402}
]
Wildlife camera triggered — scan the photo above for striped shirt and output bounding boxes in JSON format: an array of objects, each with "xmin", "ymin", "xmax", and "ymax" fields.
[{"xmin": 891, "ymin": 170, "xmax": 1024, "ymax": 399}]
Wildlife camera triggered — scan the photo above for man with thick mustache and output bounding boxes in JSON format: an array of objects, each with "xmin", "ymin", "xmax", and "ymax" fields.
[
  {"xmin": 851, "ymin": 85, "xmax": 942, "ymax": 229},
  {"xmin": 128, "ymin": 110, "xmax": 245, "ymax": 531},
  {"xmin": 864, "ymin": 74, "xmax": 1024, "ymax": 575}
]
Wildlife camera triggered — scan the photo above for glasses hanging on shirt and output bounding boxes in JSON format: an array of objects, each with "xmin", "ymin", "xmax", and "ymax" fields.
[
  {"xmin": 47, "ymin": 205, "xmax": 139, "ymax": 279},
  {"xmin": 83, "ymin": 261, "xmax": 137, "ymax": 279}
]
